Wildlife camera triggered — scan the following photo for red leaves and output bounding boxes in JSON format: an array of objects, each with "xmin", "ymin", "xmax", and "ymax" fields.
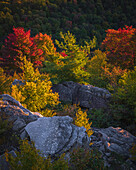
[
  {"xmin": 101, "ymin": 26, "xmax": 136, "ymax": 69},
  {"xmin": 0, "ymin": 27, "xmax": 44, "ymax": 72},
  {"xmin": 60, "ymin": 52, "xmax": 68, "ymax": 58}
]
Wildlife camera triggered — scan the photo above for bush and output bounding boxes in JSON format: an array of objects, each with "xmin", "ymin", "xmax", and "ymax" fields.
[
  {"xmin": 56, "ymin": 104, "xmax": 93, "ymax": 137},
  {"xmin": 69, "ymin": 147, "xmax": 105, "ymax": 170},
  {"xmin": 102, "ymin": 65, "xmax": 127, "ymax": 92},
  {"xmin": 88, "ymin": 108, "xmax": 113, "ymax": 128},
  {"xmin": 5, "ymin": 139, "xmax": 69, "ymax": 170},
  {"xmin": 0, "ymin": 27, "xmax": 43, "ymax": 73},
  {"xmin": 129, "ymin": 144, "xmax": 136, "ymax": 162},
  {"xmin": 74, "ymin": 106, "xmax": 93, "ymax": 137},
  {"xmin": 42, "ymin": 31, "xmax": 96, "ymax": 84},
  {"xmin": 0, "ymin": 108, "xmax": 13, "ymax": 146},
  {"xmin": 101, "ymin": 26, "xmax": 136, "ymax": 70}
]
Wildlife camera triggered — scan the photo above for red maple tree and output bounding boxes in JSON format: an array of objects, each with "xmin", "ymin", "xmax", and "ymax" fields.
[
  {"xmin": 0, "ymin": 27, "xmax": 43, "ymax": 73},
  {"xmin": 101, "ymin": 25, "xmax": 136, "ymax": 69}
]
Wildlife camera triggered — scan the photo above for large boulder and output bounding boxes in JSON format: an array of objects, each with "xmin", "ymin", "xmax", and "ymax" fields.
[
  {"xmin": 0, "ymin": 94, "xmax": 42, "ymax": 136},
  {"xmin": 91, "ymin": 127, "xmax": 136, "ymax": 168},
  {"xmin": 0, "ymin": 94, "xmax": 33, "ymax": 116},
  {"xmin": 52, "ymin": 81, "xmax": 111, "ymax": 109},
  {"xmin": 25, "ymin": 116, "xmax": 90, "ymax": 157}
]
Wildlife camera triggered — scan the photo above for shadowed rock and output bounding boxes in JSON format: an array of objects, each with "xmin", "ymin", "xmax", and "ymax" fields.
[
  {"xmin": 52, "ymin": 81, "xmax": 111, "ymax": 109},
  {"xmin": 91, "ymin": 127, "xmax": 136, "ymax": 168}
]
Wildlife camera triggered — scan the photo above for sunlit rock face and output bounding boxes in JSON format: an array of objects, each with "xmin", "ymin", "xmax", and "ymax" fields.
[
  {"xmin": 0, "ymin": 94, "xmax": 42, "ymax": 135},
  {"xmin": 91, "ymin": 127, "xmax": 136, "ymax": 168},
  {"xmin": 52, "ymin": 81, "xmax": 111, "ymax": 109},
  {"xmin": 25, "ymin": 116, "xmax": 90, "ymax": 157}
]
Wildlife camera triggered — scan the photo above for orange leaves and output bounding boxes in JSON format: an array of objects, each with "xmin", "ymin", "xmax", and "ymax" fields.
[
  {"xmin": 33, "ymin": 32, "xmax": 55, "ymax": 55},
  {"xmin": 101, "ymin": 26, "xmax": 136, "ymax": 69}
]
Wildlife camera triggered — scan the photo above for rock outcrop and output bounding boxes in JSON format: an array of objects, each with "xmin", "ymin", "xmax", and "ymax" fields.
[
  {"xmin": 91, "ymin": 127, "xmax": 136, "ymax": 168},
  {"xmin": 0, "ymin": 94, "xmax": 90, "ymax": 167},
  {"xmin": 25, "ymin": 116, "xmax": 90, "ymax": 158},
  {"xmin": 0, "ymin": 94, "xmax": 33, "ymax": 116},
  {"xmin": 0, "ymin": 94, "xmax": 136, "ymax": 169},
  {"xmin": 0, "ymin": 94, "xmax": 42, "ymax": 134},
  {"xmin": 52, "ymin": 81, "xmax": 111, "ymax": 109}
]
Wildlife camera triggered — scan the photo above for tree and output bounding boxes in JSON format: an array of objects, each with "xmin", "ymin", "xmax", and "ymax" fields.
[
  {"xmin": 54, "ymin": 31, "xmax": 96, "ymax": 83},
  {"xmin": 0, "ymin": 27, "xmax": 43, "ymax": 73},
  {"xmin": 33, "ymin": 32, "xmax": 61, "ymax": 63},
  {"xmin": 0, "ymin": 67, "xmax": 12, "ymax": 94},
  {"xmin": 86, "ymin": 50, "xmax": 108, "ymax": 88},
  {"xmin": 11, "ymin": 56, "xmax": 59, "ymax": 113},
  {"xmin": 101, "ymin": 25, "xmax": 136, "ymax": 69}
]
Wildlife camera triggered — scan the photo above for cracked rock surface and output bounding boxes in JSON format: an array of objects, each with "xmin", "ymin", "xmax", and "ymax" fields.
[
  {"xmin": 91, "ymin": 127, "xmax": 136, "ymax": 169},
  {"xmin": 25, "ymin": 116, "xmax": 90, "ymax": 157},
  {"xmin": 52, "ymin": 81, "xmax": 111, "ymax": 109}
]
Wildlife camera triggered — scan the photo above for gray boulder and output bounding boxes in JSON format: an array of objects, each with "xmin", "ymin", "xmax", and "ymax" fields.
[
  {"xmin": 0, "ymin": 95, "xmax": 41, "ymax": 133},
  {"xmin": 12, "ymin": 79, "xmax": 25, "ymax": 87},
  {"xmin": 25, "ymin": 116, "xmax": 90, "ymax": 157},
  {"xmin": 91, "ymin": 127, "xmax": 136, "ymax": 168},
  {"xmin": 52, "ymin": 81, "xmax": 111, "ymax": 109},
  {"xmin": 0, "ymin": 94, "xmax": 33, "ymax": 115},
  {"xmin": 52, "ymin": 81, "xmax": 80, "ymax": 103}
]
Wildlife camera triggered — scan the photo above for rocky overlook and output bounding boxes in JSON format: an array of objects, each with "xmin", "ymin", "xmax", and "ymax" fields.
[{"xmin": 0, "ymin": 91, "xmax": 136, "ymax": 169}]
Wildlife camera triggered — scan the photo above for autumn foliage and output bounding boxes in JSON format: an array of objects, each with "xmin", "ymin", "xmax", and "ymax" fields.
[
  {"xmin": 33, "ymin": 32, "xmax": 59, "ymax": 62},
  {"xmin": 101, "ymin": 26, "xmax": 136, "ymax": 69},
  {"xmin": 0, "ymin": 27, "xmax": 44, "ymax": 73},
  {"xmin": 10, "ymin": 56, "xmax": 59, "ymax": 113}
]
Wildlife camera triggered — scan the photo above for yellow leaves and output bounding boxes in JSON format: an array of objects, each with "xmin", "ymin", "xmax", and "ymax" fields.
[
  {"xmin": 10, "ymin": 57, "xmax": 60, "ymax": 113},
  {"xmin": 41, "ymin": 109, "xmax": 57, "ymax": 117},
  {"xmin": 0, "ymin": 67, "xmax": 13, "ymax": 94},
  {"xmin": 87, "ymin": 50, "xmax": 107, "ymax": 76},
  {"xmin": 75, "ymin": 107, "xmax": 93, "ymax": 137},
  {"xmin": 11, "ymin": 85, "xmax": 26, "ymax": 106}
]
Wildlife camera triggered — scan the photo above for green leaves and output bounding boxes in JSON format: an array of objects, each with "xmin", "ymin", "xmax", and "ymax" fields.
[{"xmin": 53, "ymin": 31, "xmax": 96, "ymax": 83}]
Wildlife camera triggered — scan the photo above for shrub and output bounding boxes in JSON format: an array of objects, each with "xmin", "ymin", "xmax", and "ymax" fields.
[
  {"xmin": 44, "ymin": 31, "xmax": 96, "ymax": 84},
  {"xmin": 102, "ymin": 65, "xmax": 127, "ymax": 92},
  {"xmin": 0, "ymin": 106, "xmax": 15, "ymax": 152},
  {"xmin": 0, "ymin": 109, "xmax": 12, "ymax": 136},
  {"xmin": 129, "ymin": 144, "xmax": 136, "ymax": 161},
  {"xmin": 88, "ymin": 108, "xmax": 113, "ymax": 128},
  {"xmin": 69, "ymin": 147, "xmax": 91, "ymax": 170},
  {"xmin": 69, "ymin": 147, "xmax": 105, "ymax": 170},
  {"xmin": 73, "ymin": 105, "xmax": 93, "ymax": 137},
  {"xmin": 101, "ymin": 26, "xmax": 136, "ymax": 69},
  {"xmin": 0, "ymin": 27, "xmax": 44, "ymax": 73},
  {"xmin": 55, "ymin": 104, "xmax": 93, "ymax": 137},
  {"xmin": 0, "ymin": 109, "xmax": 13, "ymax": 146},
  {"xmin": 5, "ymin": 139, "xmax": 69, "ymax": 170}
]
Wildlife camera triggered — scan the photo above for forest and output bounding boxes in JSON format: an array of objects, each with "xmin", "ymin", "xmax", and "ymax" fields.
[
  {"xmin": 0, "ymin": 0, "xmax": 136, "ymax": 169},
  {"xmin": 0, "ymin": 0, "xmax": 136, "ymax": 47}
]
